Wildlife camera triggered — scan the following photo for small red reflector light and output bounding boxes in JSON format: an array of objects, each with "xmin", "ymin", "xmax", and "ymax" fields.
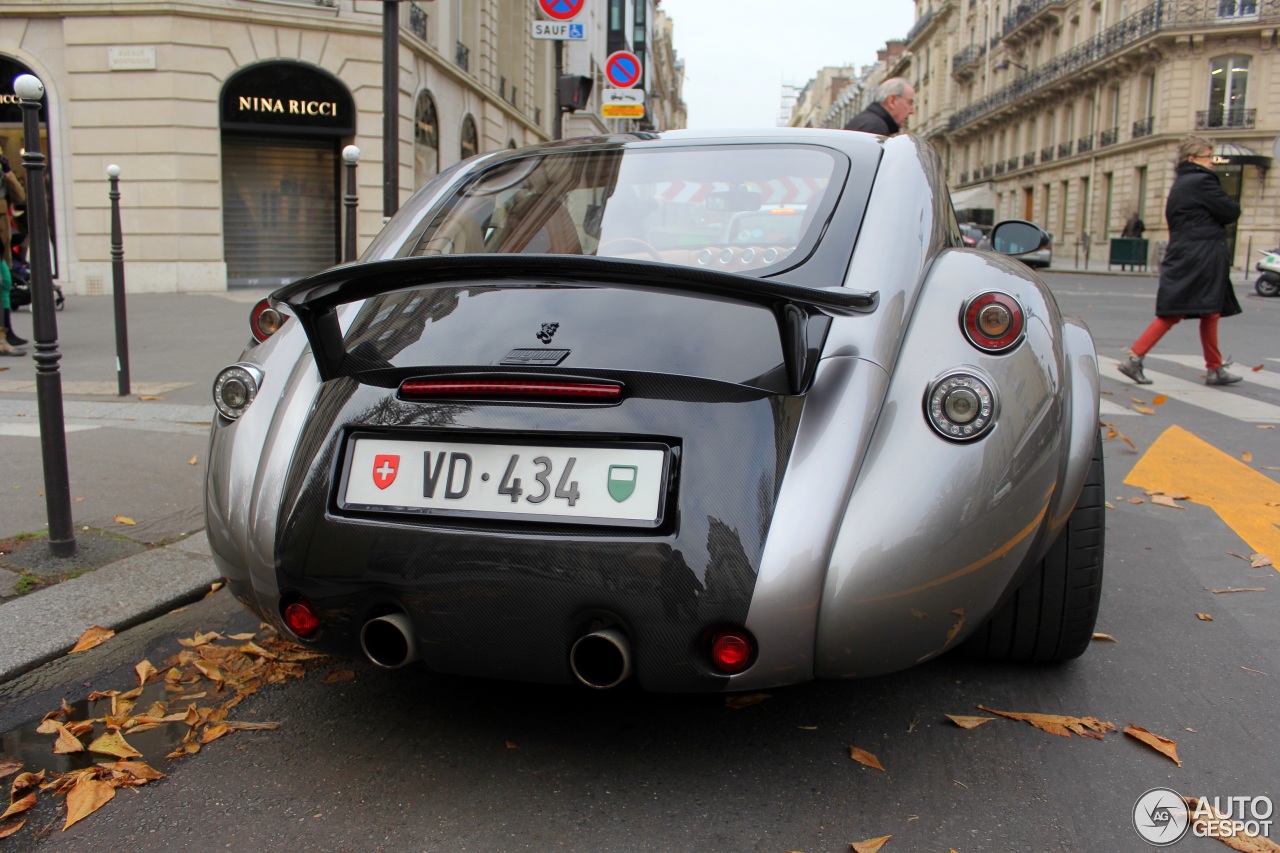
[
  {"xmin": 962, "ymin": 292, "xmax": 1024, "ymax": 352},
  {"xmin": 284, "ymin": 601, "xmax": 320, "ymax": 638},
  {"xmin": 710, "ymin": 628, "xmax": 754, "ymax": 673},
  {"xmin": 400, "ymin": 379, "xmax": 622, "ymax": 401}
]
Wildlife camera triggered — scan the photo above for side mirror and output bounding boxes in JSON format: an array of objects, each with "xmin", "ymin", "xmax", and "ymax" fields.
[
  {"xmin": 991, "ymin": 220, "xmax": 1050, "ymax": 256},
  {"xmin": 705, "ymin": 188, "xmax": 762, "ymax": 212}
]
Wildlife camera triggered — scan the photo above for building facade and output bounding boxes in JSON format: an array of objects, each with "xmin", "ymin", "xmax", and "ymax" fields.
[
  {"xmin": 904, "ymin": 0, "xmax": 1278, "ymax": 267},
  {"xmin": 0, "ymin": 0, "xmax": 684, "ymax": 293}
]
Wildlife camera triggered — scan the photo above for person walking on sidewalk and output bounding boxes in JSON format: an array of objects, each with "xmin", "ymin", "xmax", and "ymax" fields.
[
  {"xmin": 843, "ymin": 78, "xmax": 915, "ymax": 136},
  {"xmin": 1117, "ymin": 137, "xmax": 1241, "ymax": 386}
]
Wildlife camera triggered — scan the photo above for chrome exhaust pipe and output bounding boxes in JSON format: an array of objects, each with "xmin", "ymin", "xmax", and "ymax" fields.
[
  {"xmin": 569, "ymin": 627, "xmax": 633, "ymax": 689},
  {"xmin": 359, "ymin": 612, "xmax": 421, "ymax": 669}
]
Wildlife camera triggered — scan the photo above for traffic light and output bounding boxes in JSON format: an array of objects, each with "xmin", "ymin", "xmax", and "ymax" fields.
[{"xmin": 558, "ymin": 74, "xmax": 593, "ymax": 112}]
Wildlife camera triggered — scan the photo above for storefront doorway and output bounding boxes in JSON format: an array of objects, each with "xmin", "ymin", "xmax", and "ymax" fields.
[
  {"xmin": 1, "ymin": 56, "xmax": 57, "ymax": 278},
  {"xmin": 219, "ymin": 62, "xmax": 355, "ymax": 287}
]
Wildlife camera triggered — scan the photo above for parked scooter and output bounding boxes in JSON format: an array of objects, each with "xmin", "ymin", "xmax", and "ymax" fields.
[{"xmin": 1257, "ymin": 248, "xmax": 1280, "ymax": 297}]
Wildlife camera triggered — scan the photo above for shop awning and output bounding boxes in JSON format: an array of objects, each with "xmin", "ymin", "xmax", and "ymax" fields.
[
  {"xmin": 950, "ymin": 182, "xmax": 996, "ymax": 211},
  {"xmin": 1213, "ymin": 141, "xmax": 1271, "ymax": 169}
]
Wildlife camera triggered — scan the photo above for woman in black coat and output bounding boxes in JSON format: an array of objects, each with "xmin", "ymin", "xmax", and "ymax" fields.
[{"xmin": 1117, "ymin": 137, "xmax": 1242, "ymax": 386}]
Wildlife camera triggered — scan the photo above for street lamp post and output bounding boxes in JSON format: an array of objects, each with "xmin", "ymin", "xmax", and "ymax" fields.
[
  {"xmin": 107, "ymin": 164, "xmax": 131, "ymax": 397},
  {"xmin": 342, "ymin": 145, "xmax": 360, "ymax": 263},
  {"xmin": 383, "ymin": 0, "xmax": 400, "ymax": 218},
  {"xmin": 15, "ymin": 73, "xmax": 76, "ymax": 557}
]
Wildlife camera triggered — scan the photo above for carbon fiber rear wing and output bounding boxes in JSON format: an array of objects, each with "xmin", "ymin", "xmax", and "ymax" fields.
[{"xmin": 271, "ymin": 254, "xmax": 878, "ymax": 394}]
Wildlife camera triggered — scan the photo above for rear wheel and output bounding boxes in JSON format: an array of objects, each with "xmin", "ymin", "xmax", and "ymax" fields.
[
  {"xmin": 1256, "ymin": 275, "xmax": 1280, "ymax": 297},
  {"xmin": 961, "ymin": 429, "xmax": 1105, "ymax": 662}
]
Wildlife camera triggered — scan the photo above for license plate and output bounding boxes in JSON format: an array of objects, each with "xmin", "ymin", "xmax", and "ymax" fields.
[{"xmin": 340, "ymin": 434, "xmax": 670, "ymax": 527}]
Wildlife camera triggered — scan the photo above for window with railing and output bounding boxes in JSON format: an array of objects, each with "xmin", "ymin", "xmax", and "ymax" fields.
[
  {"xmin": 960, "ymin": 170, "xmax": 971, "ymax": 183},
  {"xmin": 983, "ymin": 164, "xmax": 994, "ymax": 178},
  {"xmin": 455, "ymin": 40, "xmax": 470, "ymax": 72},
  {"xmin": 1196, "ymin": 107, "xmax": 1255, "ymax": 128},
  {"xmin": 1007, "ymin": 157, "xmax": 1019, "ymax": 172},
  {"xmin": 1207, "ymin": 55, "xmax": 1249, "ymax": 128},
  {"xmin": 1132, "ymin": 116, "xmax": 1154, "ymax": 138},
  {"xmin": 1040, "ymin": 146, "xmax": 1054, "ymax": 163},
  {"xmin": 1098, "ymin": 126, "xmax": 1118, "ymax": 146},
  {"xmin": 1077, "ymin": 133, "xmax": 1093, "ymax": 153},
  {"xmin": 1217, "ymin": 0, "xmax": 1258, "ymax": 18},
  {"xmin": 406, "ymin": 2, "xmax": 427, "ymax": 41},
  {"xmin": 1058, "ymin": 141, "xmax": 1072, "ymax": 158},
  {"xmin": 1023, "ymin": 152, "xmax": 1036, "ymax": 167}
]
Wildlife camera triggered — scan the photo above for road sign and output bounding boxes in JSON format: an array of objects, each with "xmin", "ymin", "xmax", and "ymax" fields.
[
  {"xmin": 537, "ymin": 0, "xmax": 585, "ymax": 21},
  {"xmin": 532, "ymin": 21, "xmax": 586, "ymax": 39},
  {"xmin": 605, "ymin": 51, "xmax": 642, "ymax": 89},
  {"xmin": 602, "ymin": 88, "xmax": 645, "ymax": 119}
]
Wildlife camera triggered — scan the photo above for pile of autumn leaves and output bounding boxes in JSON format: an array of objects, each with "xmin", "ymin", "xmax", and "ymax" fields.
[{"xmin": 0, "ymin": 628, "xmax": 322, "ymax": 840}]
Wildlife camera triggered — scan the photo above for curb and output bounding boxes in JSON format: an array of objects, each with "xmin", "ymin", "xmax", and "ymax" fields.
[{"xmin": 0, "ymin": 534, "xmax": 221, "ymax": 684}]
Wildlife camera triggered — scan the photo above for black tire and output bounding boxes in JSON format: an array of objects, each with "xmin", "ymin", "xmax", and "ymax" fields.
[
  {"xmin": 961, "ymin": 429, "xmax": 1105, "ymax": 662},
  {"xmin": 1256, "ymin": 275, "xmax": 1280, "ymax": 298}
]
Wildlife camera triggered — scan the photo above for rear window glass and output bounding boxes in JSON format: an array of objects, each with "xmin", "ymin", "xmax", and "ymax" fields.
[{"xmin": 403, "ymin": 145, "xmax": 843, "ymax": 275}]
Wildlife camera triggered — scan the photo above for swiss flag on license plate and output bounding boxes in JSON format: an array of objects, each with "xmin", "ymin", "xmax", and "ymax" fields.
[{"xmin": 372, "ymin": 454, "xmax": 399, "ymax": 490}]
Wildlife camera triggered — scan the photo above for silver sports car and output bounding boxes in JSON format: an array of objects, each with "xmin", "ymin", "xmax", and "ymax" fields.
[{"xmin": 205, "ymin": 129, "xmax": 1103, "ymax": 692}]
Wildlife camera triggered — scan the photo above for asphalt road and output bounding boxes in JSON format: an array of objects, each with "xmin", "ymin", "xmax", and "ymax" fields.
[{"xmin": 1, "ymin": 273, "xmax": 1278, "ymax": 852}]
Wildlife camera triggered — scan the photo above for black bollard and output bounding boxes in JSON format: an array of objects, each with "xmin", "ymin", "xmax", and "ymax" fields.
[
  {"xmin": 107, "ymin": 164, "xmax": 131, "ymax": 397},
  {"xmin": 16, "ymin": 73, "xmax": 75, "ymax": 557},
  {"xmin": 342, "ymin": 145, "xmax": 359, "ymax": 263}
]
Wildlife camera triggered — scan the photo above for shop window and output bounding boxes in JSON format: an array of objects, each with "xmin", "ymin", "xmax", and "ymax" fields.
[
  {"xmin": 460, "ymin": 114, "xmax": 478, "ymax": 160},
  {"xmin": 414, "ymin": 90, "xmax": 439, "ymax": 186}
]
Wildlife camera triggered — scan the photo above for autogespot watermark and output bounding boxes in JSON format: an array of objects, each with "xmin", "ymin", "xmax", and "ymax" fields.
[{"xmin": 1133, "ymin": 787, "xmax": 1274, "ymax": 846}]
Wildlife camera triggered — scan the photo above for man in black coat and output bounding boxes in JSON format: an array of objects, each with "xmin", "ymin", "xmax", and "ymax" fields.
[
  {"xmin": 1117, "ymin": 138, "xmax": 1242, "ymax": 386},
  {"xmin": 843, "ymin": 78, "xmax": 915, "ymax": 136}
]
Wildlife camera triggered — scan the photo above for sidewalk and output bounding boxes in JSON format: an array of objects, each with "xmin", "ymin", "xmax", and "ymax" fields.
[{"xmin": 0, "ymin": 289, "xmax": 265, "ymax": 683}]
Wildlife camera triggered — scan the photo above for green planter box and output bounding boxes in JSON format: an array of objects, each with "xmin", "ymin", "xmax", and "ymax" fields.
[{"xmin": 1109, "ymin": 238, "xmax": 1149, "ymax": 271}]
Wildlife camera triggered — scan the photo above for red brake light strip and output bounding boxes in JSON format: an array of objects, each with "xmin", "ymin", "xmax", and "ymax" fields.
[{"xmin": 400, "ymin": 380, "xmax": 622, "ymax": 400}]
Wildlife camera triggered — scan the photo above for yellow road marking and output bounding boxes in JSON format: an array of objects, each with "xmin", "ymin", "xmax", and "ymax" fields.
[{"xmin": 1124, "ymin": 425, "xmax": 1280, "ymax": 568}]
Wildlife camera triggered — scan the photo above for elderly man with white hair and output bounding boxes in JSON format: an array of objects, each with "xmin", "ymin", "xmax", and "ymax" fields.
[{"xmin": 843, "ymin": 77, "xmax": 915, "ymax": 136}]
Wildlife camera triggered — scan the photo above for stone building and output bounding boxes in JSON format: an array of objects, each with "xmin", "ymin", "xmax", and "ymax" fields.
[
  {"xmin": 0, "ymin": 0, "xmax": 685, "ymax": 293},
  {"xmin": 787, "ymin": 66, "xmax": 859, "ymax": 128},
  {"xmin": 903, "ymin": 0, "xmax": 1278, "ymax": 267}
]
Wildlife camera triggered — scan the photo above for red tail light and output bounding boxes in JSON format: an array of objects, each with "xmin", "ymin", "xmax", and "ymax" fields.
[
  {"xmin": 399, "ymin": 379, "xmax": 622, "ymax": 401},
  {"xmin": 283, "ymin": 599, "xmax": 320, "ymax": 638},
  {"xmin": 962, "ymin": 291, "xmax": 1024, "ymax": 353},
  {"xmin": 709, "ymin": 627, "xmax": 755, "ymax": 674},
  {"xmin": 250, "ymin": 298, "xmax": 288, "ymax": 344}
]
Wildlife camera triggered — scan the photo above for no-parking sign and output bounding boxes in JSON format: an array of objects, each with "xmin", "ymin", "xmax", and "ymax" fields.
[
  {"xmin": 605, "ymin": 51, "xmax": 642, "ymax": 89},
  {"xmin": 537, "ymin": 0, "xmax": 585, "ymax": 20}
]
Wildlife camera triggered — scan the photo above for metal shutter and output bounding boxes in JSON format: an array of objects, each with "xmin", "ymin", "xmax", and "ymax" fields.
[{"xmin": 221, "ymin": 135, "xmax": 338, "ymax": 287}]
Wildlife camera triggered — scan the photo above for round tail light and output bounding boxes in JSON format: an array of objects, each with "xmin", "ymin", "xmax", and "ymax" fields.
[
  {"xmin": 962, "ymin": 292, "xmax": 1025, "ymax": 353},
  {"xmin": 212, "ymin": 363, "xmax": 263, "ymax": 420},
  {"xmin": 283, "ymin": 599, "xmax": 320, "ymax": 639},
  {"xmin": 925, "ymin": 370, "xmax": 997, "ymax": 441},
  {"xmin": 250, "ymin": 298, "xmax": 288, "ymax": 343},
  {"xmin": 709, "ymin": 627, "xmax": 755, "ymax": 674}
]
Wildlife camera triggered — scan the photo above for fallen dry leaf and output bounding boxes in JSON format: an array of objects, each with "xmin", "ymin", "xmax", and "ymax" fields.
[
  {"xmin": 63, "ymin": 777, "xmax": 114, "ymax": 830},
  {"xmin": 1151, "ymin": 494, "xmax": 1185, "ymax": 509},
  {"xmin": 1123, "ymin": 724, "xmax": 1181, "ymax": 766},
  {"xmin": 977, "ymin": 705, "xmax": 1115, "ymax": 739},
  {"xmin": 1251, "ymin": 553, "xmax": 1273, "ymax": 568},
  {"xmin": 187, "ymin": 455, "xmax": 198, "ymax": 465},
  {"xmin": 1102, "ymin": 422, "xmax": 1137, "ymax": 450},
  {"xmin": 1242, "ymin": 451, "xmax": 1254, "ymax": 464},
  {"xmin": 1212, "ymin": 588, "xmax": 1265, "ymax": 594},
  {"xmin": 724, "ymin": 693, "xmax": 772, "ymax": 709},
  {"xmin": 848, "ymin": 746, "xmax": 885, "ymax": 771},
  {"xmin": 10, "ymin": 771, "xmax": 45, "ymax": 797},
  {"xmin": 1253, "ymin": 364, "xmax": 1266, "ymax": 372},
  {"xmin": 1092, "ymin": 632, "xmax": 1118, "ymax": 642},
  {"xmin": 1133, "ymin": 405, "xmax": 1156, "ymax": 415},
  {"xmin": 1152, "ymin": 394, "xmax": 1168, "ymax": 405},
  {"xmin": 504, "ymin": 740, "xmax": 520, "ymax": 750},
  {"xmin": 200, "ymin": 724, "xmax": 230, "ymax": 745},
  {"xmin": 70, "ymin": 626, "xmax": 115, "ymax": 654},
  {"xmin": 87, "ymin": 731, "xmax": 143, "ymax": 759},
  {"xmin": 0, "ymin": 794, "xmax": 36, "ymax": 820},
  {"xmin": 138, "ymin": 395, "xmax": 164, "ymax": 401},
  {"xmin": 1127, "ymin": 497, "xmax": 1145, "ymax": 505},
  {"xmin": 945, "ymin": 714, "xmax": 996, "ymax": 730},
  {"xmin": 0, "ymin": 759, "xmax": 21, "ymax": 780},
  {"xmin": 135, "ymin": 659, "xmax": 157, "ymax": 686},
  {"xmin": 51, "ymin": 722, "xmax": 86, "ymax": 754},
  {"xmin": 228, "ymin": 632, "xmax": 256, "ymax": 641},
  {"xmin": 1130, "ymin": 396, "xmax": 1147, "ymax": 404},
  {"xmin": 850, "ymin": 837, "xmax": 892, "ymax": 853},
  {"xmin": 322, "ymin": 669, "xmax": 355, "ymax": 684},
  {"xmin": 177, "ymin": 631, "xmax": 223, "ymax": 648},
  {"xmin": 113, "ymin": 515, "xmax": 136, "ymax": 526},
  {"xmin": 100, "ymin": 761, "xmax": 165, "ymax": 782},
  {"xmin": 1196, "ymin": 613, "xmax": 1214, "ymax": 621},
  {"xmin": 223, "ymin": 721, "xmax": 281, "ymax": 732},
  {"xmin": 1240, "ymin": 666, "xmax": 1268, "ymax": 676},
  {"xmin": 0, "ymin": 819, "xmax": 26, "ymax": 839}
]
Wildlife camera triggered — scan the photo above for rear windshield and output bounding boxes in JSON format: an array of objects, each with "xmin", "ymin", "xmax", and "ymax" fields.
[{"xmin": 403, "ymin": 145, "xmax": 843, "ymax": 275}]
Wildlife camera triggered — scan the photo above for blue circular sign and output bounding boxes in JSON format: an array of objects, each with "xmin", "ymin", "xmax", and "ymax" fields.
[{"xmin": 605, "ymin": 51, "xmax": 642, "ymax": 89}]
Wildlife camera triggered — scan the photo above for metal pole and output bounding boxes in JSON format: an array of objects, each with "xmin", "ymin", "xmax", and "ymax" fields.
[
  {"xmin": 383, "ymin": 0, "xmax": 400, "ymax": 218},
  {"xmin": 15, "ymin": 74, "xmax": 75, "ymax": 557},
  {"xmin": 342, "ymin": 145, "xmax": 360, "ymax": 263},
  {"xmin": 107, "ymin": 164, "xmax": 130, "ymax": 397},
  {"xmin": 553, "ymin": 39, "xmax": 564, "ymax": 140}
]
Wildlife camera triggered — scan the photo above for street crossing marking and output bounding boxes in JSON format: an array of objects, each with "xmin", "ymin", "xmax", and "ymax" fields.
[{"xmin": 1099, "ymin": 355, "xmax": 1280, "ymax": 423}]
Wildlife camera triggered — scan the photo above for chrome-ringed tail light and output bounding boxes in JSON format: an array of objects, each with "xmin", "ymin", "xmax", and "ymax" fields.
[
  {"xmin": 961, "ymin": 291, "xmax": 1025, "ymax": 353},
  {"xmin": 250, "ymin": 298, "xmax": 288, "ymax": 344},
  {"xmin": 925, "ymin": 369, "xmax": 998, "ymax": 441},
  {"xmin": 212, "ymin": 363, "xmax": 264, "ymax": 420}
]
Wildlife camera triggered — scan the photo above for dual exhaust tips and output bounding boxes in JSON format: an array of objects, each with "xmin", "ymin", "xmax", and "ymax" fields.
[{"xmin": 359, "ymin": 613, "xmax": 634, "ymax": 689}]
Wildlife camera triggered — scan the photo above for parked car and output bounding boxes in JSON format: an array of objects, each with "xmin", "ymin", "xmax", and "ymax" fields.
[
  {"xmin": 206, "ymin": 130, "xmax": 1103, "ymax": 693},
  {"xmin": 958, "ymin": 222, "xmax": 989, "ymax": 249}
]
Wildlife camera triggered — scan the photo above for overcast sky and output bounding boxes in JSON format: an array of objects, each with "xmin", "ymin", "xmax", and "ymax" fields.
[{"xmin": 657, "ymin": 0, "xmax": 916, "ymax": 129}]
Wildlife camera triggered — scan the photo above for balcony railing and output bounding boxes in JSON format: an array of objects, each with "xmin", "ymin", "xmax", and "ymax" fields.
[
  {"xmin": 1099, "ymin": 126, "xmax": 1119, "ymax": 147},
  {"xmin": 952, "ymin": 43, "xmax": 986, "ymax": 75},
  {"xmin": 1007, "ymin": 157, "xmax": 1019, "ymax": 172},
  {"xmin": 960, "ymin": 170, "xmax": 971, "ymax": 183},
  {"xmin": 983, "ymin": 164, "xmax": 994, "ymax": 178},
  {"xmin": 455, "ymin": 40, "xmax": 470, "ymax": 72},
  {"xmin": 1196, "ymin": 107, "xmax": 1256, "ymax": 129},
  {"xmin": 1003, "ymin": 0, "xmax": 1067, "ymax": 38},
  {"xmin": 906, "ymin": 6, "xmax": 936, "ymax": 44},
  {"xmin": 1077, "ymin": 133, "xmax": 1094, "ymax": 153},
  {"xmin": 1023, "ymin": 152, "xmax": 1036, "ymax": 167},
  {"xmin": 1040, "ymin": 146, "xmax": 1054, "ymax": 163},
  {"xmin": 1132, "ymin": 116, "xmax": 1155, "ymax": 138},
  {"xmin": 1057, "ymin": 141, "xmax": 1073, "ymax": 158},
  {"xmin": 405, "ymin": 1, "xmax": 427, "ymax": 41}
]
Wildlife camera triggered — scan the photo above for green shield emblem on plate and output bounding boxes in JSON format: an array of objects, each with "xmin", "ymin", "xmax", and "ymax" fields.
[{"xmin": 607, "ymin": 465, "xmax": 637, "ymax": 502}]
